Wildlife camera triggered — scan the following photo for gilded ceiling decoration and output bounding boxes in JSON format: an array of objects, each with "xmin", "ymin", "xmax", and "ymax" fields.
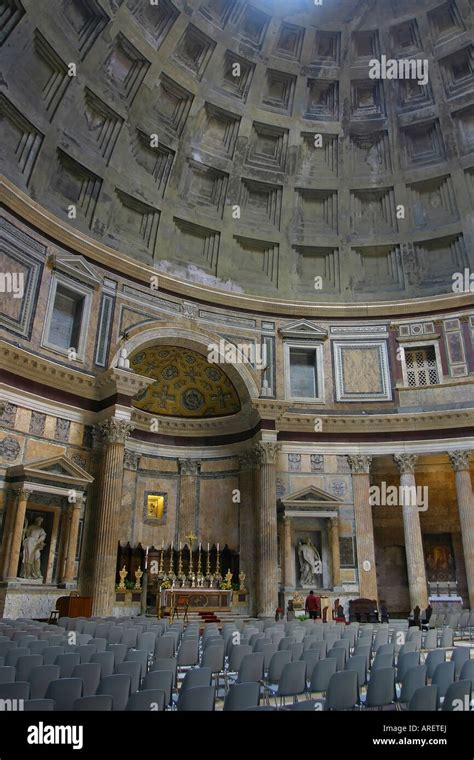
[{"xmin": 130, "ymin": 345, "xmax": 241, "ymax": 418}]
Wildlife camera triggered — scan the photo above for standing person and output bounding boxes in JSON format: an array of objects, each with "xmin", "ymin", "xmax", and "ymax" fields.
[
  {"xmin": 305, "ymin": 590, "xmax": 320, "ymax": 620},
  {"xmin": 287, "ymin": 599, "xmax": 295, "ymax": 621}
]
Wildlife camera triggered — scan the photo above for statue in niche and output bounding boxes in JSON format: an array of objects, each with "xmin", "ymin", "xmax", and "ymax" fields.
[
  {"xmin": 297, "ymin": 539, "xmax": 322, "ymax": 586},
  {"xmin": 21, "ymin": 516, "xmax": 46, "ymax": 580}
]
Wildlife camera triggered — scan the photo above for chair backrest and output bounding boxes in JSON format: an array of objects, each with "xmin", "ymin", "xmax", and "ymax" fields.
[
  {"xmin": 201, "ymin": 644, "xmax": 224, "ymax": 672},
  {"xmin": 155, "ymin": 636, "xmax": 175, "ymax": 659},
  {"xmin": 125, "ymin": 689, "xmax": 166, "ymax": 712},
  {"xmin": 177, "ymin": 639, "xmax": 199, "ymax": 667},
  {"xmin": 327, "ymin": 646, "xmax": 346, "ymax": 671},
  {"xmin": 5, "ymin": 647, "xmax": 29, "ymax": 667},
  {"xmin": 237, "ymin": 653, "xmax": 264, "ymax": 683},
  {"xmin": 309, "ymin": 640, "xmax": 327, "ymax": 658},
  {"xmin": 267, "ymin": 650, "xmax": 292, "ymax": 683},
  {"xmin": 399, "ymin": 665, "xmax": 427, "ymax": 704},
  {"xmin": 138, "ymin": 632, "xmax": 156, "ymax": 654},
  {"xmin": 180, "ymin": 667, "xmax": 212, "ymax": 693},
  {"xmin": 451, "ymin": 647, "xmax": 469, "ymax": 678},
  {"xmin": 422, "ymin": 629, "xmax": 438, "ymax": 650},
  {"xmin": 0, "ymin": 681, "xmax": 30, "ymax": 702},
  {"xmin": 441, "ymin": 679, "xmax": 471, "ymax": 712},
  {"xmin": 28, "ymin": 664, "xmax": 60, "ymax": 700},
  {"xmin": 325, "ymin": 670, "xmax": 359, "ymax": 710},
  {"xmin": 228, "ymin": 645, "xmax": 252, "ymax": 673},
  {"xmin": 76, "ymin": 645, "xmax": 96, "ymax": 664},
  {"xmin": 288, "ymin": 642, "xmax": 304, "ymax": 662},
  {"xmin": 309, "ymin": 657, "xmax": 337, "ymax": 693},
  {"xmin": 176, "ymin": 685, "xmax": 215, "ymax": 712},
  {"xmin": 345, "ymin": 655, "xmax": 367, "ymax": 687},
  {"xmin": 55, "ymin": 652, "xmax": 81, "ymax": 679},
  {"xmin": 300, "ymin": 650, "xmax": 320, "ymax": 680},
  {"xmin": 459, "ymin": 658, "xmax": 474, "ymax": 687},
  {"xmin": 91, "ymin": 651, "xmax": 115, "ymax": 678},
  {"xmin": 432, "ymin": 661, "xmax": 455, "ymax": 700},
  {"xmin": 97, "ymin": 673, "xmax": 131, "ymax": 711},
  {"xmin": 0, "ymin": 666, "xmax": 15, "ymax": 684},
  {"xmin": 72, "ymin": 663, "xmax": 102, "ymax": 697},
  {"xmin": 365, "ymin": 667, "xmax": 396, "ymax": 708},
  {"xmin": 115, "ymin": 661, "xmax": 142, "ymax": 693},
  {"xmin": 277, "ymin": 661, "xmax": 307, "ymax": 697},
  {"xmin": 26, "ymin": 640, "xmax": 49, "ymax": 655},
  {"xmin": 125, "ymin": 649, "xmax": 148, "ymax": 680},
  {"xmin": 376, "ymin": 643, "xmax": 395, "ymax": 659},
  {"xmin": 371, "ymin": 653, "xmax": 393, "ymax": 671},
  {"xmin": 74, "ymin": 695, "xmax": 113, "ymax": 711},
  {"xmin": 425, "ymin": 648, "xmax": 446, "ymax": 679},
  {"xmin": 15, "ymin": 654, "xmax": 43, "ymax": 682},
  {"xmin": 45, "ymin": 678, "xmax": 83, "ymax": 710},
  {"xmin": 398, "ymin": 641, "xmax": 417, "ymax": 657},
  {"xmin": 142, "ymin": 669, "xmax": 173, "ymax": 705},
  {"xmin": 440, "ymin": 629, "xmax": 453, "ymax": 648},
  {"xmin": 223, "ymin": 682, "xmax": 260, "ymax": 711},
  {"xmin": 397, "ymin": 651, "xmax": 420, "ymax": 682},
  {"xmin": 106, "ymin": 643, "xmax": 127, "ymax": 666}
]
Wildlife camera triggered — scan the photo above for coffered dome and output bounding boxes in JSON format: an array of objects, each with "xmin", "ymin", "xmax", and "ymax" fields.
[{"xmin": 1, "ymin": 0, "xmax": 473, "ymax": 303}]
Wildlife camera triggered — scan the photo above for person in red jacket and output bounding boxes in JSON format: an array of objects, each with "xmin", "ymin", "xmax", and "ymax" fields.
[{"xmin": 305, "ymin": 590, "xmax": 320, "ymax": 619}]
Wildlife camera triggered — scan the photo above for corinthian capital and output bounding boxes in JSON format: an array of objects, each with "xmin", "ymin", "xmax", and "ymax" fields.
[
  {"xmin": 448, "ymin": 450, "xmax": 471, "ymax": 472},
  {"xmin": 347, "ymin": 455, "xmax": 372, "ymax": 474},
  {"xmin": 179, "ymin": 459, "xmax": 201, "ymax": 476},
  {"xmin": 394, "ymin": 453, "xmax": 418, "ymax": 474},
  {"xmin": 254, "ymin": 441, "xmax": 280, "ymax": 465},
  {"xmin": 98, "ymin": 418, "xmax": 135, "ymax": 445}
]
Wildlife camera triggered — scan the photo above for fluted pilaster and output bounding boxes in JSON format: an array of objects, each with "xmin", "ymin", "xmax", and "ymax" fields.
[
  {"xmin": 394, "ymin": 453, "xmax": 428, "ymax": 609},
  {"xmin": 448, "ymin": 450, "xmax": 474, "ymax": 607},
  {"xmin": 3, "ymin": 489, "xmax": 30, "ymax": 580},
  {"xmin": 177, "ymin": 459, "xmax": 201, "ymax": 541},
  {"xmin": 254, "ymin": 441, "xmax": 280, "ymax": 616},
  {"xmin": 91, "ymin": 418, "xmax": 134, "ymax": 616},
  {"xmin": 238, "ymin": 450, "xmax": 259, "ymax": 615},
  {"xmin": 347, "ymin": 455, "xmax": 378, "ymax": 600}
]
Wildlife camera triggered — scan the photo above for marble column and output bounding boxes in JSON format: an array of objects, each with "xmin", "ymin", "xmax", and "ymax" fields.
[
  {"xmin": 5, "ymin": 489, "xmax": 30, "ymax": 580},
  {"xmin": 347, "ymin": 455, "xmax": 378, "ymax": 601},
  {"xmin": 238, "ymin": 451, "xmax": 258, "ymax": 615},
  {"xmin": 330, "ymin": 516, "xmax": 341, "ymax": 589},
  {"xmin": 448, "ymin": 451, "xmax": 474, "ymax": 608},
  {"xmin": 0, "ymin": 489, "xmax": 19, "ymax": 579},
  {"xmin": 394, "ymin": 454, "xmax": 428, "ymax": 609},
  {"xmin": 177, "ymin": 459, "xmax": 201, "ymax": 541},
  {"xmin": 91, "ymin": 418, "xmax": 134, "ymax": 616},
  {"xmin": 62, "ymin": 496, "xmax": 83, "ymax": 584},
  {"xmin": 254, "ymin": 441, "xmax": 280, "ymax": 617},
  {"xmin": 283, "ymin": 516, "xmax": 295, "ymax": 588}
]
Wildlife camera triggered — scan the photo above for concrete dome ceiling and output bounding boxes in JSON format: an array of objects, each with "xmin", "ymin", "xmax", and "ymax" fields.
[{"xmin": 1, "ymin": 0, "xmax": 474, "ymax": 302}]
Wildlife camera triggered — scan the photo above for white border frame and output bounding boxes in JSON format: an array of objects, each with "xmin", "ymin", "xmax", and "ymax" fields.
[
  {"xmin": 284, "ymin": 340, "xmax": 325, "ymax": 402},
  {"xmin": 333, "ymin": 340, "xmax": 392, "ymax": 402},
  {"xmin": 41, "ymin": 273, "xmax": 93, "ymax": 362}
]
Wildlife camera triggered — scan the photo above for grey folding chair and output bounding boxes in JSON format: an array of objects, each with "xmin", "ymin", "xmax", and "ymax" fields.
[
  {"xmin": 0, "ymin": 681, "xmax": 30, "ymax": 703},
  {"xmin": 327, "ymin": 646, "xmax": 346, "ymax": 671},
  {"xmin": 28, "ymin": 665, "xmax": 60, "ymax": 700},
  {"xmin": 396, "ymin": 651, "xmax": 420, "ymax": 683},
  {"xmin": 200, "ymin": 645, "xmax": 225, "ymax": 690},
  {"xmin": 264, "ymin": 661, "xmax": 307, "ymax": 707},
  {"xmin": 72, "ymin": 663, "xmax": 102, "ymax": 697},
  {"xmin": 300, "ymin": 650, "xmax": 320, "ymax": 681},
  {"xmin": 155, "ymin": 636, "xmax": 175, "ymax": 659},
  {"xmin": 142, "ymin": 669, "xmax": 173, "ymax": 706},
  {"xmin": 45, "ymin": 678, "xmax": 83, "ymax": 711},
  {"xmin": 0, "ymin": 666, "xmax": 15, "ymax": 684},
  {"xmin": 74, "ymin": 695, "xmax": 113, "ymax": 711},
  {"xmin": 425, "ymin": 649, "xmax": 446, "ymax": 679},
  {"xmin": 442, "ymin": 679, "xmax": 471, "ymax": 711},
  {"xmin": 176, "ymin": 685, "xmax": 215, "ymax": 712},
  {"xmin": 177, "ymin": 639, "xmax": 199, "ymax": 669},
  {"xmin": 432, "ymin": 661, "xmax": 455, "ymax": 703},
  {"xmin": 55, "ymin": 652, "xmax": 81, "ymax": 679},
  {"xmin": 125, "ymin": 649, "xmax": 148, "ymax": 680},
  {"xmin": 115, "ymin": 660, "xmax": 141, "ymax": 693},
  {"xmin": 223, "ymin": 681, "xmax": 260, "ymax": 711},
  {"xmin": 364, "ymin": 667, "xmax": 396, "ymax": 710},
  {"xmin": 397, "ymin": 665, "xmax": 427, "ymax": 710},
  {"xmin": 409, "ymin": 684, "xmax": 438, "ymax": 711},
  {"xmin": 236, "ymin": 653, "xmax": 264, "ymax": 684},
  {"xmin": 91, "ymin": 651, "xmax": 114, "ymax": 678},
  {"xmin": 126, "ymin": 689, "xmax": 166, "ymax": 711},
  {"xmin": 308, "ymin": 657, "xmax": 338, "ymax": 696},
  {"xmin": 345, "ymin": 655, "xmax": 367, "ymax": 687},
  {"xmin": 325, "ymin": 670, "xmax": 360, "ymax": 711},
  {"xmin": 451, "ymin": 647, "xmax": 470, "ymax": 678},
  {"xmin": 97, "ymin": 673, "xmax": 131, "ymax": 711}
]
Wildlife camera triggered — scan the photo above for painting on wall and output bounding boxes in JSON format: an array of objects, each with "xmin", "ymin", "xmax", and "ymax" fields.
[
  {"xmin": 423, "ymin": 533, "xmax": 456, "ymax": 582},
  {"xmin": 144, "ymin": 492, "xmax": 167, "ymax": 525}
]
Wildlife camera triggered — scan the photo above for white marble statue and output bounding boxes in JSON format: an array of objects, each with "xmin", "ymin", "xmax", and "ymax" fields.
[
  {"xmin": 297, "ymin": 538, "xmax": 322, "ymax": 586},
  {"xmin": 21, "ymin": 516, "xmax": 46, "ymax": 580}
]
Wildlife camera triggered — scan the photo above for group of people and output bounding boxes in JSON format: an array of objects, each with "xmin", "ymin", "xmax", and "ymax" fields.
[
  {"xmin": 280, "ymin": 594, "xmax": 391, "ymax": 623},
  {"xmin": 408, "ymin": 604, "xmax": 433, "ymax": 628}
]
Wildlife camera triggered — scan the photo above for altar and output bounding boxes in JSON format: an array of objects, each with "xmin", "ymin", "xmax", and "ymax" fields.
[{"xmin": 158, "ymin": 588, "xmax": 232, "ymax": 617}]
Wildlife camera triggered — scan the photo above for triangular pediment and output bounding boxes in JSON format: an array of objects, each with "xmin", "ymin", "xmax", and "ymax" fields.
[
  {"xmin": 50, "ymin": 254, "xmax": 102, "ymax": 287},
  {"xmin": 282, "ymin": 485, "xmax": 342, "ymax": 506},
  {"xmin": 279, "ymin": 320, "xmax": 328, "ymax": 340},
  {"xmin": 7, "ymin": 455, "xmax": 94, "ymax": 485}
]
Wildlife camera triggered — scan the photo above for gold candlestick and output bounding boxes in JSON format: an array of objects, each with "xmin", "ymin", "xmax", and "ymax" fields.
[
  {"xmin": 216, "ymin": 547, "xmax": 221, "ymax": 576},
  {"xmin": 197, "ymin": 545, "xmax": 202, "ymax": 576},
  {"xmin": 159, "ymin": 547, "xmax": 164, "ymax": 575},
  {"xmin": 178, "ymin": 546, "xmax": 183, "ymax": 576},
  {"xmin": 206, "ymin": 547, "xmax": 211, "ymax": 577},
  {"xmin": 169, "ymin": 545, "xmax": 175, "ymax": 576}
]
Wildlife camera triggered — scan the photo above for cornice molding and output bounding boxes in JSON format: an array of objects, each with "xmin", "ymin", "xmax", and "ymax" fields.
[{"xmin": 3, "ymin": 178, "xmax": 474, "ymax": 319}]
